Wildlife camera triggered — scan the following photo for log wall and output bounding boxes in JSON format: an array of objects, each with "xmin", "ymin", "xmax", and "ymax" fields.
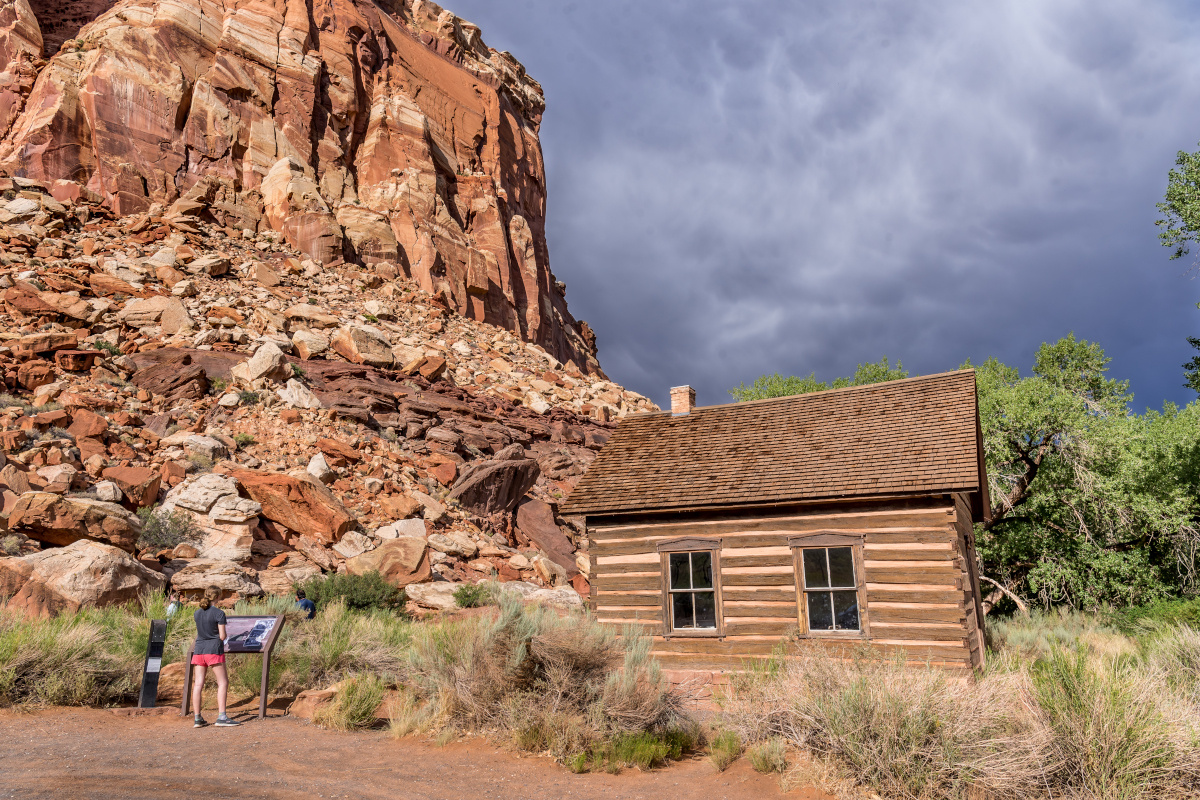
[{"xmin": 588, "ymin": 497, "xmax": 985, "ymax": 675}]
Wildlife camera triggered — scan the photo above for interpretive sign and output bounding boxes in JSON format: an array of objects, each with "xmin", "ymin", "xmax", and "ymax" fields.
[
  {"xmin": 181, "ymin": 614, "xmax": 286, "ymax": 719},
  {"xmin": 137, "ymin": 619, "xmax": 168, "ymax": 709}
]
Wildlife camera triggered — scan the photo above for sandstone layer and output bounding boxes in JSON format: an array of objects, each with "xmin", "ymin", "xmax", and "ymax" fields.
[{"xmin": 0, "ymin": 0, "xmax": 600, "ymax": 372}]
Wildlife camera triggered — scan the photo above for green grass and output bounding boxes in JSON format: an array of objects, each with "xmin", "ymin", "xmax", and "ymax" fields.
[
  {"xmin": 297, "ymin": 572, "xmax": 406, "ymax": 614},
  {"xmin": 313, "ymin": 673, "xmax": 387, "ymax": 730},
  {"xmin": 453, "ymin": 583, "xmax": 495, "ymax": 609},
  {"xmin": 747, "ymin": 737, "xmax": 788, "ymax": 774},
  {"xmin": 708, "ymin": 729, "xmax": 742, "ymax": 772}
]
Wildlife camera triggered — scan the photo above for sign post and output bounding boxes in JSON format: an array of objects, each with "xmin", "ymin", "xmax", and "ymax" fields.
[
  {"xmin": 180, "ymin": 614, "xmax": 287, "ymax": 720},
  {"xmin": 137, "ymin": 619, "xmax": 168, "ymax": 708}
]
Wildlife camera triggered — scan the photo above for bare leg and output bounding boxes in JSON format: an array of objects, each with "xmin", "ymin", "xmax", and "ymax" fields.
[
  {"xmin": 191, "ymin": 664, "xmax": 207, "ymax": 716},
  {"xmin": 212, "ymin": 663, "xmax": 229, "ymax": 717}
]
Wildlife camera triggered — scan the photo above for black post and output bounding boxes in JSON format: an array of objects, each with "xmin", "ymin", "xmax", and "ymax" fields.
[{"xmin": 138, "ymin": 620, "xmax": 168, "ymax": 709}]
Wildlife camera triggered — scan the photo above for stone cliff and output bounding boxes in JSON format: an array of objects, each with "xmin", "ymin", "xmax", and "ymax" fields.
[{"xmin": 0, "ymin": 0, "xmax": 601, "ymax": 372}]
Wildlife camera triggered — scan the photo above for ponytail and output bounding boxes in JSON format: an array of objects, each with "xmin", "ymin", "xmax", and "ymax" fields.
[{"xmin": 199, "ymin": 586, "xmax": 219, "ymax": 610}]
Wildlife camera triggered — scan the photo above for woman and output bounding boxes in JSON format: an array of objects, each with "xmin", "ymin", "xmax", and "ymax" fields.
[{"xmin": 190, "ymin": 586, "xmax": 240, "ymax": 728}]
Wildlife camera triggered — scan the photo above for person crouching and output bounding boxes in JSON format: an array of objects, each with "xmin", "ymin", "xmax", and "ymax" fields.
[{"xmin": 191, "ymin": 586, "xmax": 239, "ymax": 728}]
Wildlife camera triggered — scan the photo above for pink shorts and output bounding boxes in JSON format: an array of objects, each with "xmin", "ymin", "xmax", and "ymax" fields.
[{"xmin": 190, "ymin": 654, "xmax": 226, "ymax": 666}]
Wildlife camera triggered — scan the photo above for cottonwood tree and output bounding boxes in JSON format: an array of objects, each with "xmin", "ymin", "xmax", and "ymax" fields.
[
  {"xmin": 969, "ymin": 335, "xmax": 1200, "ymax": 609},
  {"xmin": 728, "ymin": 357, "xmax": 907, "ymax": 402},
  {"xmin": 1155, "ymin": 141, "xmax": 1200, "ymax": 392}
]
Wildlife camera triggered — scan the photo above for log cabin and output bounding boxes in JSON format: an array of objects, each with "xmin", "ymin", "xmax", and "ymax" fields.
[{"xmin": 559, "ymin": 370, "xmax": 990, "ymax": 677}]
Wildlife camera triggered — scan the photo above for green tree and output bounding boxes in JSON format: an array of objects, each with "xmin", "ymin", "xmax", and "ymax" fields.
[
  {"xmin": 1156, "ymin": 141, "xmax": 1200, "ymax": 261},
  {"xmin": 729, "ymin": 356, "xmax": 908, "ymax": 402},
  {"xmin": 970, "ymin": 334, "xmax": 1200, "ymax": 609}
]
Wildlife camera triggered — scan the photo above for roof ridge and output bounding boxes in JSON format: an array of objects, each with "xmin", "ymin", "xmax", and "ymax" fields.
[{"xmin": 635, "ymin": 368, "xmax": 976, "ymax": 418}]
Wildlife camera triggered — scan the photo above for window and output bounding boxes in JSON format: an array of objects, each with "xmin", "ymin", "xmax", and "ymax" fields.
[
  {"xmin": 800, "ymin": 547, "xmax": 860, "ymax": 631},
  {"xmin": 790, "ymin": 533, "xmax": 867, "ymax": 637},
  {"xmin": 668, "ymin": 551, "xmax": 717, "ymax": 630},
  {"xmin": 657, "ymin": 538, "xmax": 723, "ymax": 636}
]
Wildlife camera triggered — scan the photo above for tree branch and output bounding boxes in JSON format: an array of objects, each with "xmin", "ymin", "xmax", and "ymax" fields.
[{"xmin": 980, "ymin": 575, "xmax": 1029, "ymax": 616}]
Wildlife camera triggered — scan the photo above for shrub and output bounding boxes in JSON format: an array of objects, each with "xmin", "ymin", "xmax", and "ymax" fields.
[
  {"xmin": 719, "ymin": 645, "xmax": 1052, "ymax": 800},
  {"xmin": 291, "ymin": 364, "xmax": 305, "ymax": 379},
  {"xmin": 92, "ymin": 340, "xmax": 120, "ymax": 356},
  {"xmin": 747, "ymin": 737, "xmax": 788, "ymax": 774},
  {"xmin": 187, "ymin": 453, "xmax": 213, "ymax": 472},
  {"xmin": 135, "ymin": 507, "xmax": 202, "ymax": 552},
  {"xmin": 405, "ymin": 595, "xmax": 689, "ymax": 766},
  {"xmin": 1, "ymin": 535, "xmax": 19, "ymax": 556},
  {"xmin": 1112, "ymin": 597, "xmax": 1200, "ymax": 634},
  {"xmin": 709, "ymin": 729, "xmax": 742, "ymax": 772},
  {"xmin": 1031, "ymin": 645, "xmax": 1179, "ymax": 798},
  {"xmin": 453, "ymin": 583, "xmax": 495, "ymax": 609},
  {"xmin": 232, "ymin": 432, "xmax": 255, "ymax": 448},
  {"xmin": 313, "ymin": 673, "xmax": 386, "ymax": 730},
  {"xmin": 237, "ymin": 390, "xmax": 260, "ymax": 405},
  {"xmin": 297, "ymin": 572, "xmax": 405, "ymax": 613}
]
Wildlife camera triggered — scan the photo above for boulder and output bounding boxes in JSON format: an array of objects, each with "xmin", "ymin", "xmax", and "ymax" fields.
[
  {"xmin": 330, "ymin": 325, "xmax": 394, "ymax": 367},
  {"xmin": 307, "ymin": 453, "xmax": 335, "ymax": 484},
  {"xmin": 277, "ymin": 378, "xmax": 323, "ymax": 409},
  {"xmin": 405, "ymin": 581, "xmax": 458, "ymax": 611},
  {"xmin": 374, "ymin": 519, "xmax": 426, "ymax": 539},
  {"xmin": 497, "ymin": 581, "xmax": 585, "ymax": 610},
  {"xmin": 331, "ymin": 530, "xmax": 373, "ymax": 560},
  {"xmin": 116, "ymin": 296, "xmax": 194, "ymax": 334},
  {"xmin": 101, "ymin": 466, "xmax": 162, "ymax": 508},
  {"xmin": 0, "ymin": 540, "xmax": 165, "ymax": 617},
  {"xmin": 168, "ymin": 559, "xmax": 263, "ymax": 599},
  {"xmin": 427, "ymin": 532, "xmax": 478, "ymax": 559},
  {"xmin": 515, "ymin": 499, "xmax": 578, "ymax": 576},
  {"xmin": 291, "ymin": 329, "xmax": 330, "ymax": 360},
  {"xmin": 345, "ymin": 536, "xmax": 430, "ymax": 587},
  {"xmin": 235, "ymin": 341, "xmax": 290, "ymax": 383},
  {"xmin": 294, "ymin": 535, "xmax": 338, "ymax": 572},
  {"xmin": 9, "ymin": 493, "xmax": 141, "ymax": 551},
  {"xmin": 164, "ymin": 473, "xmax": 240, "ymax": 514},
  {"xmin": 448, "ymin": 458, "xmax": 541, "ymax": 516},
  {"xmin": 67, "ymin": 409, "xmax": 108, "ymax": 439},
  {"xmin": 228, "ymin": 469, "xmax": 353, "ymax": 543}
]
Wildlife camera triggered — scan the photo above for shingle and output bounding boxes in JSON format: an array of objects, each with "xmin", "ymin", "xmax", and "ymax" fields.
[{"xmin": 561, "ymin": 370, "xmax": 984, "ymax": 515}]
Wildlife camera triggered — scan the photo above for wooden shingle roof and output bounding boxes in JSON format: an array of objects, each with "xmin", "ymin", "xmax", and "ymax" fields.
[{"xmin": 561, "ymin": 370, "xmax": 987, "ymax": 518}]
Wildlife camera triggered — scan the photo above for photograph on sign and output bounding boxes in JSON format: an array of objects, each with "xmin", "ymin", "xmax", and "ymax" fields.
[{"xmin": 223, "ymin": 616, "xmax": 278, "ymax": 653}]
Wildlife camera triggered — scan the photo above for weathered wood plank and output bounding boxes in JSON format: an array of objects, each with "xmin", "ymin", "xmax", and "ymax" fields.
[
  {"xmin": 594, "ymin": 607, "xmax": 663, "ymax": 621},
  {"xmin": 724, "ymin": 588, "xmax": 797, "ymax": 602},
  {"xmin": 724, "ymin": 619, "xmax": 800, "ymax": 636},
  {"xmin": 866, "ymin": 587, "xmax": 966, "ymax": 604},
  {"xmin": 723, "ymin": 603, "xmax": 798, "ymax": 618},
  {"xmin": 863, "ymin": 564, "xmax": 962, "ymax": 586},
  {"xmin": 723, "ymin": 573, "xmax": 795, "ymax": 587},
  {"xmin": 591, "ymin": 592, "xmax": 661, "ymax": 607},
  {"xmin": 590, "ymin": 508, "xmax": 955, "ymax": 541},
  {"xmin": 870, "ymin": 604, "xmax": 966, "ymax": 625},
  {"xmin": 722, "ymin": 554, "xmax": 794, "ymax": 569},
  {"xmin": 868, "ymin": 622, "xmax": 968, "ymax": 642},
  {"xmin": 594, "ymin": 574, "xmax": 661, "ymax": 592},
  {"xmin": 861, "ymin": 548, "xmax": 956, "ymax": 562}
]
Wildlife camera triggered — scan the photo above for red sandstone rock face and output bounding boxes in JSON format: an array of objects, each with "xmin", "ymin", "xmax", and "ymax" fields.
[{"xmin": 0, "ymin": 0, "xmax": 601, "ymax": 373}]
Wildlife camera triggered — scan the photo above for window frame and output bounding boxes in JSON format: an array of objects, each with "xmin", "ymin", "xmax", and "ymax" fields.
[
  {"xmin": 657, "ymin": 537, "xmax": 724, "ymax": 638},
  {"xmin": 789, "ymin": 532, "xmax": 869, "ymax": 639}
]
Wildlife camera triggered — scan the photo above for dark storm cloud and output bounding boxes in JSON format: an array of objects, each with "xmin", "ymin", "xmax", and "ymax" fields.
[{"xmin": 448, "ymin": 0, "xmax": 1200, "ymax": 410}]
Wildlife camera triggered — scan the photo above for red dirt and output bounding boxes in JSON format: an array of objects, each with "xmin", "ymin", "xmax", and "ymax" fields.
[{"xmin": 0, "ymin": 707, "xmax": 838, "ymax": 800}]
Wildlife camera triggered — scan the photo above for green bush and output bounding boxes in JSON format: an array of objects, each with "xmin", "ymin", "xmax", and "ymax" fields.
[
  {"xmin": 453, "ymin": 583, "xmax": 495, "ymax": 609},
  {"xmin": 135, "ymin": 507, "xmax": 202, "ymax": 553},
  {"xmin": 297, "ymin": 572, "xmax": 405, "ymax": 613},
  {"xmin": 313, "ymin": 673, "xmax": 386, "ymax": 730},
  {"xmin": 1, "ymin": 535, "xmax": 20, "ymax": 556},
  {"xmin": 1110, "ymin": 597, "xmax": 1200, "ymax": 634},
  {"xmin": 709, "ymin": 729, "xmax": 742, "ymax": 772},
  {"xmin": 232, "ymin": 432, "xmax": 255, "ymax": 448},
  {"xmin": 747, "ymin": 737, "xmax": 787, "ymax": 774}
]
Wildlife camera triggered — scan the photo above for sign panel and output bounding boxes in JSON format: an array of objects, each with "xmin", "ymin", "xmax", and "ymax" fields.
[
  {"xmin": 223, "ymin": 615, "xmax": 279, "ymax": 653},
  {"xmin": 138, "ymin": 619, "xmax": 168, "ymax": 709}
]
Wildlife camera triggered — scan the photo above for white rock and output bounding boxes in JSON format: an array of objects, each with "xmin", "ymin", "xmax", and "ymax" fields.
[
  {"xmin": 208, "ymin": 494, "xmax": 261, "ymax": 524},
  {"xmin": 218, "ymin": 392, "xmax": 240, "ymax": 407},
  {"xmin": 363, "ymin": 477, "xmax": 384, "ymax": 494},
  {"xmin": 405, "ymin": 581, "xmax": 458, "ymax": 611},
  {"xmin": 165, "ymin": 473, "xmax": 239, "ymax": 514},
  {"xmin": 243, "ymin": 341, "xmax": 289, "ymax": 382},
  {"xmin": 186, "ymin": 435, "xmax": 229, "ymax": 461},
  {"xmin": 307, "ymin": 453, "xmax": 335, "ymax": 484},
  {"xmin": 332, "ymin": 531, "xmax": 372, "ymax": 560},
  {"xmin": 375, "ymin": 519, "xmax": 427, "ymax": 540},
  {"xmin": 277, "ymin": 378, "xmax": 322, "ymax": 409},
  {"xmin": 427, "ymin": 532, "xmax": 478, "ymax": 558},
  {"xmin": 524, "ymin": 391, "xmax": 550, "ymax": 415},
  {"xmin": 94, "ymin": 481, "xmax": 123, "ymax": 503}
]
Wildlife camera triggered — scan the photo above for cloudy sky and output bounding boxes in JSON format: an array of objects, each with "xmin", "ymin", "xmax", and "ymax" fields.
[{"xmin": 449, "ymin": 0, "xmax": 1200, "ymax": 411}]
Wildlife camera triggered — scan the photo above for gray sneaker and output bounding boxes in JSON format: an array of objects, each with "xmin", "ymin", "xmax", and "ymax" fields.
[
  {"xmin": 215, "ymin": 715, "xmax": 240, "ymax": 727},
  {"xmin": 193, "ymin": 716, "xmax": 208, "ymax": 728}
]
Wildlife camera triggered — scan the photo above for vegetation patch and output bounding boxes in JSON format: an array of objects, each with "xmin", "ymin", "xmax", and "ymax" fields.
[{"xmin": 296, "ymin": 572, "xmax": 406, "ymax": 613}]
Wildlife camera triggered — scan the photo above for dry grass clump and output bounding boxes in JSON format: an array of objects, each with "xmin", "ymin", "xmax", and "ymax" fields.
[
  {"xmin": 0, "ymin": 601, "xmax": 150, "ymax": 706},
  {"xmin": 720, "ymin": 637, "xmax": 1200, "ymax": 800},
  {"xmin": 313, "ymin": 673, "xmax": 386, "ymax": 731},
  {"xmin": 708, "ymin": 729, "xmax": 743, "ymax": 771},
  {"xmin": 747, "ymin": 736, "xmax": 788, "ymax": 774},
  {"xmin": 403, "ymin": 594, "xmax": 694, "ymax": 770}
]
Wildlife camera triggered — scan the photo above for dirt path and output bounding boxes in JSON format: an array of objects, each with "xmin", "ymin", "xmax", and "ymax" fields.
[{"xmin": 0, "ymin": 707, "xmax": 836, "ymax": 800}]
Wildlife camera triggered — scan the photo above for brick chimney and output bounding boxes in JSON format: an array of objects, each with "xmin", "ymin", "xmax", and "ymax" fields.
[{"xmin": 670, "ymin": 385, "xmax": 696, "ymax": 415}]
